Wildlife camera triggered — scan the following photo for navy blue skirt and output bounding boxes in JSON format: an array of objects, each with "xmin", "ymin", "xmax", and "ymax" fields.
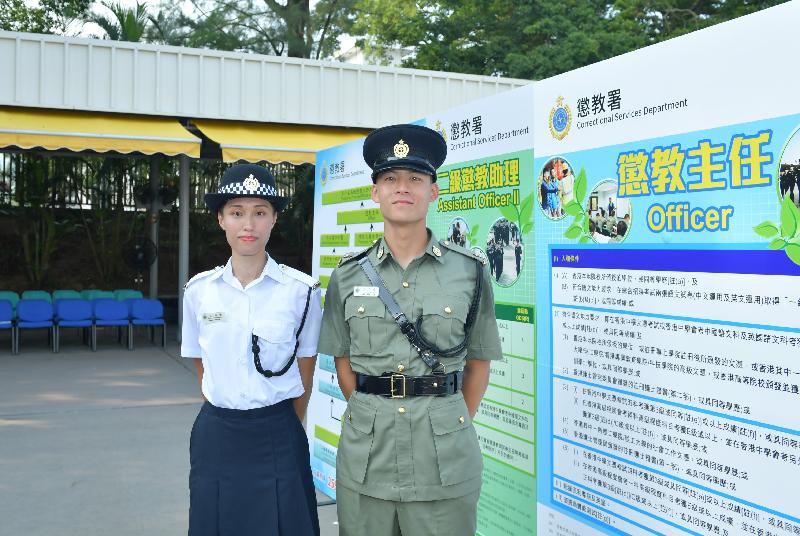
[{"xmin": 189, "ymin": 400, "xmax": 320, "ymax": 536}]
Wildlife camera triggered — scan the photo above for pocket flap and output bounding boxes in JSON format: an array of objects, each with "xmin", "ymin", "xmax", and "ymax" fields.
[
  {"xmin": 347, "ymin": 398, "xmax": 377, "ymax": 435},
  {"xmin": 429, "ymin": 400, "xmax": 471, "ymax": 435},
  {"xmin": 344, "ymin": 298, "xmax": 386, "ymax": 320},
  {"xmin": 253, "ymin": 321, "xmax": 294, "ymax": 343},
  {"xmin": 422, "ymin": 295, "xmax": 468, "ymax": 323}
]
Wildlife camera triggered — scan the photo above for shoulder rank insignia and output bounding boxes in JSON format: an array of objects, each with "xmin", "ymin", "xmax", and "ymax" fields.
[
  {"xmin": 432, "ymin": 245, "xmax": 442, "ymax": 257},
  {"xmin": 439, "ymin": 239, "xmax": 487, "ymax": 266},
  {"xmin": 472, "ymin": 249, "xmax": 488, "ymax": 266},
  {"xmin": 338, "ymin": 252, "xmax": 354, "ymax": 267},
  {"xmin": 338, "ymin": 241, "xmax": 379, "ymax": 267}
]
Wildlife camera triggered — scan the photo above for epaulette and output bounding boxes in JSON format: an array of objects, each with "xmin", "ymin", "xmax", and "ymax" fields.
[
  {"xmin": 440, "ymin": 239, "xmax": 487, "ymax": 266},
  {"xmin": 280, "ymin": 264, "xmax": 320, "ymax": 289},
  {"xmin": 184, "ymin": 266, "xmax": 222, "ymax": 290},
  {"xmin": 337, "ymin": 242, "xmax": 377, "ymax": 267}
]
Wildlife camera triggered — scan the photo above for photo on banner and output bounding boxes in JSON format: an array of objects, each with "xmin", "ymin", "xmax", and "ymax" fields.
[{"xmin": 533, "ymin": 3, "xmax": 800, "ymax": 535}]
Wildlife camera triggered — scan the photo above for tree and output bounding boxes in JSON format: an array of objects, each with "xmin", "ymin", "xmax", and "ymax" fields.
[
  {"xmin": 90, "ymin": 1, "xmax": 149, "ymax": 42},
  {"xmin": 352, "ymin": 0, "xmax": 787, "ymax": 80},
  {"xmin": 147, "ymin": 0, "xmax": 355, "ymax": 59},
  {"xmin": 0, "ymin": 0, "xmax": 90, "ymax": 34}
]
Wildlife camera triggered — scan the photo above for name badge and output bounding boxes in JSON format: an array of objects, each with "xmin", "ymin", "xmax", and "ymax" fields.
[
  {"xmin": 202, "ymin": 311, "xmax": 226, "ymax": 324},
  {"xmin": 353, "ymin": 286, "xmax": 379, "ymax": 297}
]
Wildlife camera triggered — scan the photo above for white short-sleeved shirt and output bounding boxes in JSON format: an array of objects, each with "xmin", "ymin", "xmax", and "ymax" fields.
[{"xmin": 181, "ymin": 255, "xmax": 322, "ymax": 409}]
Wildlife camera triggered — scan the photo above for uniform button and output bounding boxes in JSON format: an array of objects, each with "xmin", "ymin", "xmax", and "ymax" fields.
[
  {"xmin": 397, "ymin": 364, "xmax": 405, "ymax": 372},
  {"xmin": 402, "ymin": 281, "xmax": 409, "ymax": 288},
  {"xmin": 348, "ymin": 412, "xmax": 352, "ymax": 421},
  {"xmin": 398, "ymin": 407, "xmax": 406, "ymax": 414},
  {"xmin": 458, "ymin": 416, "xmax": 465, "ymax": 424},
  {"xmin": 357, "ymin": 305, "xmax": 365, "ymax": 314},
  {"xmin": 444, "ymin": 306, "xmax": 452, "ymax": 314}
]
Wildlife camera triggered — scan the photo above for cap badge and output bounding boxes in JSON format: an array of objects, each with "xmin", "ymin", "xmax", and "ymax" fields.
[
  {"xmin": 243, "ymin": 174, "xmax": 260, "ymax": 192},
  {"xmin": 393, "ymin": 139, "xmax": 410, "ymax": 158}
]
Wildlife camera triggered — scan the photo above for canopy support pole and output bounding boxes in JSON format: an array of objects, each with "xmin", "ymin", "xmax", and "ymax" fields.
[
  {"xmin": 148, "ymin": 155, "xmax": 160, "ymax": 299},
  {"xmin": 177, "ymin": 155, "xmax": 190, "ymax": 343}
]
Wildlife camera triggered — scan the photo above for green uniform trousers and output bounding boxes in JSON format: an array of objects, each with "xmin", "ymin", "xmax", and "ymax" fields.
[{"xmin": 337, "ymin": 486, "xmax": 480, "ymax": 536}]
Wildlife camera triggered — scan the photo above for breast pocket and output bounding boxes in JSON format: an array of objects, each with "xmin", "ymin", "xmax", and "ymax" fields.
[
  {"xmin": 253, "ymin": 321, "xmax": 296, "ymax": 369},
  {"xmin": 344, "ymin": 298, "xmax": 391, "ymax": 357},
  {"xmin": 419, "ymin": 295, "xmax": 469, "ymax": 351},
  {"xmin": 429, "ymin": 397, "xmax": 483, "ymax": 486}
]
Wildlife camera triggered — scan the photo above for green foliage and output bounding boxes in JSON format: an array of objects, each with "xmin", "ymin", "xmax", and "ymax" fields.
[
  {"xmin": 0, "ymin": 0, "xmax": 90, "ymax": 34},
  {"xmin": 91, "ymin": 1, "xmax": 149, "ymax": 42},
  {"xmin": 145, "ymin": 0, "xmax": 356, "ymax": 59},
  {"xmin": 352, "ymin": 0, "xmax": 787, "ymax": 79}
]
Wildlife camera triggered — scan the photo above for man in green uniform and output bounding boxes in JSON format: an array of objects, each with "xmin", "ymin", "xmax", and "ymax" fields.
[{"xmin": 318, "ymin": 124, "xmax": 502, "ymax": 536}]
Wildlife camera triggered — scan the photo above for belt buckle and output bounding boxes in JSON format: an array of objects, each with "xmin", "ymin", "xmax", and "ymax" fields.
[{"xmin": 390, "ymin": 374, "xmax": 406, "ymax": 398}]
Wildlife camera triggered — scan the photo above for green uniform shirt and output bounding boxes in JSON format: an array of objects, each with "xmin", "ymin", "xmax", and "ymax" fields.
[{"xmin": 318, "ymin": 231, "xmax": 502, "ymax": 501}]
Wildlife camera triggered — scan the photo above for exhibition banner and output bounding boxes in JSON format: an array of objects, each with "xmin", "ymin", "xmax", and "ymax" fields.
[
  {"xmin": 533, "ymin": 3, "xmax": 800, "ymax": 535},
  {"xmin": 308, "ymin": 84, "xmax": 537, "ymax": 535}
]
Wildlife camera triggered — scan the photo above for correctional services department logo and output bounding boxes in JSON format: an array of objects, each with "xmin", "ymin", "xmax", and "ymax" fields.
[
  {"xmin": 320, "ymin": 161, "xmax": 328, "ymax": 186},
  {"xmin": 434, "ymin": 120, "xmax": 448, "ymax": 142},
  {"xmin": 394, "ymin": 139, "xmax": 410, "ymax": 158},
  {"xmin": 549, "ymin": 96, "xmax": 572, "ymax": 141},
  {"xmin": 243, "ymin": 174, "xmax": 260, "ymax": 192}
]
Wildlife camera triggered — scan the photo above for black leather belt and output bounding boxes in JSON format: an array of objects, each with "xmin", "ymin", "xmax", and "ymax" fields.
[{"xmin": 355, "ymin": 371, "xmax": 463, "ymax": 398}]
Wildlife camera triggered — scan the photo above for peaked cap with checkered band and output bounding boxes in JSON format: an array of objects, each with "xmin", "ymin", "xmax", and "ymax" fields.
[
  {"xmin": 204, "ymin": 163, "xmax": 289, "ymax": 214},
  {"xmin": 363, "ymin": 124, "xmax": 447, "ymax": 182}
]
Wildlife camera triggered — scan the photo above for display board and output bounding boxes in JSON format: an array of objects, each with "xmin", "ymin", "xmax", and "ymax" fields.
[
  {"xmin": 308, "ymin": 84, "xmax": 537, "ymax": 536},
  {"xmin": 533, "ymin": 3, "xmax": 800, "ymax": 535}
]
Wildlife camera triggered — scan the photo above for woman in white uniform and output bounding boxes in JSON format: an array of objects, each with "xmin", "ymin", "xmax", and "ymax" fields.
[{"xmin": 181, "ymin": 163, "xmax": 322, "ymax": 535}]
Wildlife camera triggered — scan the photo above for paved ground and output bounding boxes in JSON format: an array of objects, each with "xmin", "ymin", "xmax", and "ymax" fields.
[{"xmin": 0, "ymin": 328, "xmax": 339, "ymax": 536}]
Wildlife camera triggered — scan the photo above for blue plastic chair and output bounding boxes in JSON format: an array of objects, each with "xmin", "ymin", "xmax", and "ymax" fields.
[
  {"xmin": 0, "ymin": 300, "xmax": 15, "ymax": 353},
  {"xmin": 0, "ymin": 291, "xmax": 20, "ymax": 317},
  {"xmin": 83, "ymin": 290, "xmax": 115, "ymax": 301},
  {"xmin": 54, "ymin": 299, "xmax": 93, "ymax": 352},
  {"xmin": 16, "ymin": 299, "xmax": 55, "ymax": 353},
  {"xmin": 114, "ymin": 289, "xmax": 143, "ymax": 301},
  {"xmin": 21, "ymin": 290, "xmax": 52, "ymax": 303},
  {"xmin": 93, "ymin": 299, "xmax": 131, "ymax": 351},
  {"xmin": 130, "ymin": 299, "xmax": 166, "ymax": 348},
  {"xmin": 53, "ymin": 290, "xmax": 82, "ymax": 303}
]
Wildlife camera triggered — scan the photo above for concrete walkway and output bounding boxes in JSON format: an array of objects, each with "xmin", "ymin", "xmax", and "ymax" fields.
[{"xmin": 0, "ymin": 328, "xmax": 338, "ymax": 536}]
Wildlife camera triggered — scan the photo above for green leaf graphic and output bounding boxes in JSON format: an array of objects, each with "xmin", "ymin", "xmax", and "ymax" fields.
[
  {"xmin": 582, "ymin": 216, "xmax": 589, "ymax": 233},
  {"xmin": 522, "ymin": 222, "xmax": 533, "ymax": 235},
  {"xmin": 579, "ymin": 236, "xmax": 590, "ymax": 244},
  {"xmin": 575, "ymin": 167, "xmax": 587, "ymax": 204},
  {"xmin": 469, "ymin": 224, "xmax": 480, "ymax": 242},
  {"xmin": 564, "ymin": 224, "xmax": 582, "ymax": 239},
  {"xmin": 519, "ymin": 193, "xmax": 534, "ymax": 226},
  {"xmin": 768, "ymin": 238, "xmax": 787, "ymax": 250},
  {"xmin": 563, "ymin": 200, "xmax": 583, "ymax": 217},
  {"xmin": 780, "ymin": 197, "xmax": 799, "ymax": 238},
  {"xmin": 753, "ymin": 221, "xmax": 780, "ymax": 238},
  {"xmin": 498, "ymin": 204, "xmax": 519, "ymax": 223},
  {"xmin": 786, "ymin": 243, "xmax": 800, "ymax": 266}
]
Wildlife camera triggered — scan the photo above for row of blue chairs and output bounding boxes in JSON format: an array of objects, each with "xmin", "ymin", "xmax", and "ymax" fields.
[
  {"xmin": 0, "ymin": 298, "xmax": 166, "ymax": 354},
  {"xmin": 0, "ymin": 289, "xmax": 144, "ymax": 316}
]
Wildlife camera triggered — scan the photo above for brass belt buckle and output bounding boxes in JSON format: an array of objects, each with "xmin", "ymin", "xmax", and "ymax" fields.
[{"xmin": 390, "ymin": 373, "xmax": 407, "ymax": 398}]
